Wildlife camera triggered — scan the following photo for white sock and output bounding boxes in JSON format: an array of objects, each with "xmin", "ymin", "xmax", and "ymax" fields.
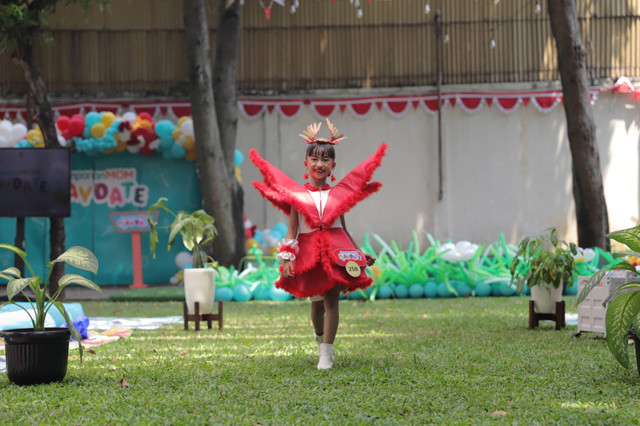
[{"xmin": 317, "ymin": 343, "xmax": 334, "ymax": 370}]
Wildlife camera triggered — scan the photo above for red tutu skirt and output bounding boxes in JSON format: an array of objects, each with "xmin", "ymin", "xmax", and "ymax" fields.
[{"xmin": 275, "ymin": 227, "xmax": 372, "ymax": 299}]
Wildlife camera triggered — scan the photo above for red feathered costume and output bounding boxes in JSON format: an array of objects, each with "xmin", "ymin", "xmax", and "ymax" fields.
[{"xmin": 250, "ymin": 143, "xmax": 387, "ymax": 299}]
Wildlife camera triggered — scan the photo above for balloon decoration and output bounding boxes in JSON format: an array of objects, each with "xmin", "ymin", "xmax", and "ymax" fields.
[
  {"xmin": 163, "ymin": 228, "xmax": 618, "ymax": 303},
  {"xmin": 1, "ymin": 113, "xmax": 247, "ymax": 177}
]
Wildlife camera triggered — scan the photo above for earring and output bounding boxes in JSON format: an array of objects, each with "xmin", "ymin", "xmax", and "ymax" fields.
[
  {"xmin": 303, "ymin": 173, "xmax": 309, "ymax": 180},
  {"xmin": 331, "ymin": 174, "xmax": 336, "ymax": 182}
]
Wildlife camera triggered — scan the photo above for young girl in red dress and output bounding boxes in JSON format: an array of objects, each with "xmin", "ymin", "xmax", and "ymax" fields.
[{"xmin": 250, "ymin": 119, "xmax": 386, "ymax": 370}]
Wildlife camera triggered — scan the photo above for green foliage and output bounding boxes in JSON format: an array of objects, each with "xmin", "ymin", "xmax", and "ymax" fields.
[
  {"xmin": 147, "ymin": 197, "xmax": 218, "ymax": 269},
  {"xmin": 0, "ymin": 243, "xmax": 102, "ymax": 357},
  {"xmin": 579, "ymin": 223, "xmax": 640, "ymax": 370},
  {"xmin": 510, "ymin": 228, "xmax": 578, "ymax": 293},
  {"xmin": 0, "ymin": 0, "xmax": 109, "ymax": 53}
]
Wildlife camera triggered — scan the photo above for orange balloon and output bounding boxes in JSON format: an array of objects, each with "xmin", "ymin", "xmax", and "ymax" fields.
[
  {"xmin": 114, "ymin": 134, "xmax": 127, "ymax": 153},
  {"xmin": 246, "ymin": 238, "xmax": 260, "ymax": 251},
  {"xmin": 185, "ymin": 150, "xmax": 197, "ymax": 162},
  {"xmin": 172, "ymin": 128, "xmax": 183, "ymax": 141},
  {"xmin": 183, "ymin": 136, "xmax": 195, "ymax": 151}
]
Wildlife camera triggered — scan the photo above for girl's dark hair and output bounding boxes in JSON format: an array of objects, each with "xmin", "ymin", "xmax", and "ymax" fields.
[{"xmin": 305, "ymin": 142, "xmax": 335, "ymax": 159}]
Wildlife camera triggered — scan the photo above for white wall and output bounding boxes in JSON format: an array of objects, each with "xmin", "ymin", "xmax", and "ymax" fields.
[{"xmin": 237, "ymin": 88, "xmax": 640, "ymax": 249}]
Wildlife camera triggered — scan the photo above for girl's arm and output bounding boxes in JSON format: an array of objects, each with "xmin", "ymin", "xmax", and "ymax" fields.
[
  {"xmin": 340, "ymin": 215, "xmax": 376, "ymax": 266},
  {"xmin": 280, "ymin": 205, "xmax": 299, "ymax": 278}
]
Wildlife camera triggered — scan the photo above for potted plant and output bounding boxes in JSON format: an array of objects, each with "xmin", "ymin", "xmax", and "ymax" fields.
[
  {"xmin": 0, "ymin": 244, "xmax": 101, "ymax": 385},
  {"xmin": 578, "ymin": 224, "xmax": 640, "ymax": 374},
  {"xmin": 147, "ymin": 197, "xmax": 219, "ymax": 315},
  {"xmin": 510, "ymin": 228, "xmax": 577, "ymax": 313}
]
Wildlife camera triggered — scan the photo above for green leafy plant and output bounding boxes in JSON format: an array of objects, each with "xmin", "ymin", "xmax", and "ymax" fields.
[
  {"xmin": 578, "ymin": 224, "xmax": 640, "ymax": 369},
  {"xmin": 147, "ymin": 197, "xmax": 219, "ymax": 269},
  {"xmin": 0, "ymin": 244, "xmax": 101, "ymax": 346},
  {"xmin": 510, "ymin": 228, "xmax": 578, "ymax": 293}
]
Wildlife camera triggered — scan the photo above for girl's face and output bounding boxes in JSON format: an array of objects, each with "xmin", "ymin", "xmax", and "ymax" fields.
[{"xmin": 304, "ymin": 151, "xmax": 336, "ymax": 182}]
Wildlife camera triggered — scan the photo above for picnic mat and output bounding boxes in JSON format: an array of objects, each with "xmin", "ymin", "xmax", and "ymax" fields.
[{"xmin": 1, "ymin": 316, "xmax": 182, "ymax": 374}]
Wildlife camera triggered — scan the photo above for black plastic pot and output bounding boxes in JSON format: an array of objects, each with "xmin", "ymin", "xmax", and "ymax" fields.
[{"xmin": 1, "ymin": 328, "xmax": 71, "ymax": 385}]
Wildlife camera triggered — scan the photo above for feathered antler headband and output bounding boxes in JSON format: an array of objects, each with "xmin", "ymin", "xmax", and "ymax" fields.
[{"xmin": 298, "ymin": 118, "xmax": 347, "ymax": 145}]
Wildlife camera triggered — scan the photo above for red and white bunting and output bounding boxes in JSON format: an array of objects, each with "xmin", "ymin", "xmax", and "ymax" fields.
[{"xmin": 0, "ymin": 80, "xmax": 632, "ymax": 124}]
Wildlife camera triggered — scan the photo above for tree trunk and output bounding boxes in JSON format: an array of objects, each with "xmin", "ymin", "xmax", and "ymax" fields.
[
  {"xmin": 183, "ymin": 0, "xmax": 244, "ymax": 267},
  {"xmin": 213, "ymin": 0, "xmax": 246, "ymax": 266},
  {"xmin": 547, "ymin": 0, "xmax": 610, "ymax": 250},
  {"xmin": 12, "ymin": 44, "xmax": 66, "ymax": 298}
]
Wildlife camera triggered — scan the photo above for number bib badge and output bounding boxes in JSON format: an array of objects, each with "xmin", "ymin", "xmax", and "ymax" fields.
[{"xmin": 334, "ymin": 249, "xmax": 366, "ymax": 278}]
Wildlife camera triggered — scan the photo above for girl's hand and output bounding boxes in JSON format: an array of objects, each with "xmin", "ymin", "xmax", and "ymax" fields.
[
  {"xmin": 365, "ymin": 254, "xmax": 376, "ymax": 266},
  {"xmin": 282, "ymin": 260, "xmax": 295, "ymax": 278}
]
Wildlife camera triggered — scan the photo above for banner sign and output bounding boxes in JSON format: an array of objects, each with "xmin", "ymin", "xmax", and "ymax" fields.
[{"xmin": 71, "ymin": 167, "xmax": 149, "ymax": 208}]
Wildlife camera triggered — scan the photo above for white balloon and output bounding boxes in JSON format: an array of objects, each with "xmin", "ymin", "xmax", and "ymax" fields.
[
  {"xmin": 180, "ymin": 120, "xmax": 194, "ymax": 137},
  {"xmin": 0, "ymin": 135, "xmax": 8, "ymax": 148},
  {"xmin": 583, "ymin": 248, "xmax": 596, "ymax": 262},
  {"xmin": 175, "ymin": 251, "xmax": 192, "ymax": 269},
  {"xmin": 58, "ymin": 135, "xmax": 68, "ymax": 147},
  {"xmin": 0, "ymin": 120, "xmax": 11, "ymax": 139},
  {"xmin": 10, "ymin": 123, "xmax": 28, "ymax": 143},
  {"xmin": 122, "ymin": 112, "xmax": 137, "ymax": 123}
]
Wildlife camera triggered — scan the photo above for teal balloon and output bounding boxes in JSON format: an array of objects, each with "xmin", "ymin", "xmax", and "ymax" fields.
[
  {"xmin": 171, "ymin": 143, "xmax": 186, "ymax": 159},
  {"xmin": 347, "ymin": 290, "xmax": 363, "ymax": 300},
  {"xmin": 454, "ymin": 281, "xmax": 472, "ymax": 297},
  {"xmin": 423, "ymin": 281, "xmax": 438, "ymax": 298},
  {"xmin": 273, "ymin": 222, "xmax": 288, "ymax": 236},
  {"xmin": 492, "ymin": 283, "xmax": 506, "ymax": 296},
  {"xmin": 233, "ymin": 284, "xmax": 251, "ymax": 302},
  {"xmin": 269, "ymin": 285, "xmax": 292, "ymax": 301},
  {"xmin": 437, "ymin": 283, "xmax": 453, "ymax": 298},
  {"xmin": 409, "ymin": 283, "xmax": 424, "ymax": 298},
  {"xmin": 159, "ymin": 135, "xmax": 174, "ymax": 150},
  {"xmin": 564, "ymin": 282, "xmax": 578, "ymax": 295},
  {"xmin": 85, "ymin": 111, "xmax": 101, "ymax": 128},
  {"xmin": 376, "ymin": 285, "xmax": 393, "ymax": 299},
  {"xmin": 252, "ymin": 285, "xmax": 270, "ymax": 301},
  {"xmin": 235, "ymin": 149, "xmax": 244, "ymax": 167},
  {"xmin": 215, "ymin": 287, "xmax": 233, "ymax": 302},
  {"xmin": 394, "ymin": 284, "xmax": 409, "ymax": 299},
  {"xmin": 474, "ymin": 282, "xmax": 492, "ymax": 297},
  {"xmin": 155, "ymin": 120, "xmax": 176, "ymax": 139},
  {"xmin": 500, "ymin": 283, "xmax": 516, "ymax": 296}
]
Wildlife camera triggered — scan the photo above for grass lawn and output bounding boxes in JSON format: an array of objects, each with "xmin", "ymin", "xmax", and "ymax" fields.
[{"xmin": 1, "ymin": 296, "xmax": 639, "ymax": 424}]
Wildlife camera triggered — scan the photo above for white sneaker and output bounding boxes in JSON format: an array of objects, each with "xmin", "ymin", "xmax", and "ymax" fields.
[
  {"xmin": 317, "ymin": 343, "xmax": 334, "ymax": 370},
  {"xmin": 314, "ymin": 331, "xmax": 324, "ymax": 345}
]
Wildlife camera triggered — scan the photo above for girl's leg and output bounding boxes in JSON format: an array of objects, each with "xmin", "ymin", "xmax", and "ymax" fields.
[
  {"xmin": 310, "ymin": 300, "xmax": 325, "ymax": 336},
  {"xmin": 322, "ymin": 286, "xmax": 342, "ymax": 344}
]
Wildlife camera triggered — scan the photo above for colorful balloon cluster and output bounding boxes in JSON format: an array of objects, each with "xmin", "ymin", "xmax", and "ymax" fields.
[
  {"xmin": 244, "ymin": 217, "xmax": 288, "ymax": 256},
  {"xmin": 0, "ymin": 120, "xmax": 43, "ymax": 148},
  {"xmin": 1, "ymin": 114, "xmax": 247, "ymax": 177}
]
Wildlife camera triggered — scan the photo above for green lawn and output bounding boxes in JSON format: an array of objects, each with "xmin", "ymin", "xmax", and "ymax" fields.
[{"xmin": 1, "ymin": 296, "xmax": 639, "ymax": 424}]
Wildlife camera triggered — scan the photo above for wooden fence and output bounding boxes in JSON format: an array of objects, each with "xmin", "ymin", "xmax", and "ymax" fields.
[{"xmin": 0, "ymin": 0, "xmax": 638, "ymax": 96}]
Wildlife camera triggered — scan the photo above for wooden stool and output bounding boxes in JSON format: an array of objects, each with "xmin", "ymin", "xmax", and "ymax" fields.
[
  {"xmin": 183, "ymin": 301, "xmax": 223, "ymax": 331},
  {"xmin": 529, "ymin": 300, "xmax": 565, "ymax": 330}
]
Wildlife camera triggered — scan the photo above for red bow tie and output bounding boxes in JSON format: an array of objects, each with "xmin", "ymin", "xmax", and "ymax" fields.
[{"xmin": 304, "ymin": 183, "xmax": 330, "ymax": 192}]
